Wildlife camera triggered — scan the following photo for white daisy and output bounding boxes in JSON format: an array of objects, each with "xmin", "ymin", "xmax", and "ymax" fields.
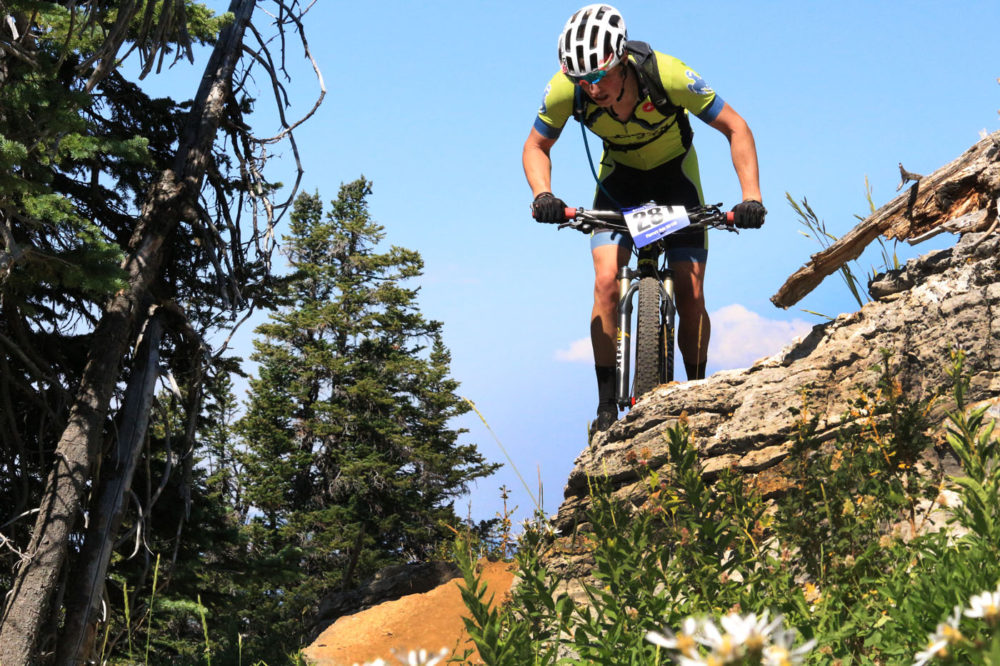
[
  {"xmin": 719, "ymin": 611, "xmax": 783, "ymax": 655},
  {"xmin": 761, "ymin": 624, "xmax": 815, "ymax": 666},
  {"xmin": 696, "ymin": 616, "xmax": 741, "ymax": 662},
  {"xmin": 396, "ymin": 648, "xmax": 449, "ymax": 666},
  {"xmin": 646, "ymin": 616, "xmax": 703, "ymax": 657},
  {"xmin": 964, "ymin": 586, "xmax": 1000, "ymax": 625},
  {"xmin": 913, "ymin": 607, "xmax": 963, "ymax": 666},
  {"xmin": 356, "ymin": 648, "xmax": 448, "ymax": 666}
]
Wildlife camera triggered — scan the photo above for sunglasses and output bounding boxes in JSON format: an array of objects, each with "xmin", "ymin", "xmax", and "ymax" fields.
[{"xmin": 572, "ymin": 68, "xmax": 610, "ymax": 86}]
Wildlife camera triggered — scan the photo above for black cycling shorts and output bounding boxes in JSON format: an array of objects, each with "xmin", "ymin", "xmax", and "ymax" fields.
[{"xmin": 592, "ymin": 150, "xmax": 707, "ymax": 258}]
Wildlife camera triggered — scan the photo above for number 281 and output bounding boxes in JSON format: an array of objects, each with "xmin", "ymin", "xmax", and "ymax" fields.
[{"xmin": 632, "ymin": 207, "xmax": 665, "ymax": 232}]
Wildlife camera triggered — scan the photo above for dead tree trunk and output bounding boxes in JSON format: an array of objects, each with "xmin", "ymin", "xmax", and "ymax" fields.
[
  {"xmin": 55, "ymin": 309, "xmax": 163, "ymax": 665},
  {"xmin": 771, "ymin": 131, "xmax": 1000, "ymax": 309},
  {"xmin": 0, "ymin": 2, "xmax": 256, "ymax": 662}
]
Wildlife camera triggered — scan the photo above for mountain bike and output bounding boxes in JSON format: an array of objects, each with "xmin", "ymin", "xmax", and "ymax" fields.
[{"xmin": 556, "ymin": 202, "xmax": 736, "ymax": 410}]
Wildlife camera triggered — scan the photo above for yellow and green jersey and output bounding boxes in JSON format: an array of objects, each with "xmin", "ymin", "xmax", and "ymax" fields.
[{"xmin": 533, "ymin": 49, "xmax": 724, "ymax": 171}]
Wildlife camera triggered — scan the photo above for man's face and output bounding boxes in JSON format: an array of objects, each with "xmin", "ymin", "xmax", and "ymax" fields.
[{"xmin": 574, "ymin": 63, "xmax": 625, "ymax": 108}]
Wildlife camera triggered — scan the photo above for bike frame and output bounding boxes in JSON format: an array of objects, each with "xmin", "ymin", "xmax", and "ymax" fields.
[
  {"xmin": 556, "ymin": 203, "xmax": 734, "ymax": 410},
  {"xmin": 614, "ymin": 244, "xmax": 675, "ymax": 408}
]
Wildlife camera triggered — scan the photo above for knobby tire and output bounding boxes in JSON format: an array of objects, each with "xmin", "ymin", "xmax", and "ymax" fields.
[{"xmin": 634, "ymin": 277, "xmax": 663, "ymax": 399}]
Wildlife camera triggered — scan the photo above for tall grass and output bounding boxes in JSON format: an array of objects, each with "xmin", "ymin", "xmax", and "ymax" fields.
[{"xmin": 787, "ymin": 179, "xmax": 899, "ymax": 317}]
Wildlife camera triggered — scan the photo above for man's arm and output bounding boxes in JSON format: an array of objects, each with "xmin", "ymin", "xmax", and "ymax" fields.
[
  {"xmin": 522, "ymin": 127, "xmax": 559, "ymax": 197},
  {"xmin": 708, "ymin": 102, "xmax": 762, "ymax": 203}
]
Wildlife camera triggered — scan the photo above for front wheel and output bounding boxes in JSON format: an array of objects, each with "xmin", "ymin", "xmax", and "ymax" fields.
[{"xmin": 634, "ymin": 277, "xmax": 664, "ymax": 399}]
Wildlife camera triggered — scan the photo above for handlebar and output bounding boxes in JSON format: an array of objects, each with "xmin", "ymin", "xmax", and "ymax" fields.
[{"xmin": 556, "ymin": 202, "xmax": 736, "ymax": 235}]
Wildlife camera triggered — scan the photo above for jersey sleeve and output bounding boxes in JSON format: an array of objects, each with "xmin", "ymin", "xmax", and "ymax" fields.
[
  {"xmin": 532, "ymin": 72, "xmax": 576, "ymax": 140},
  {"xmin": 654, "ymin": 52, "xmax": 725, "ymax": 124}
]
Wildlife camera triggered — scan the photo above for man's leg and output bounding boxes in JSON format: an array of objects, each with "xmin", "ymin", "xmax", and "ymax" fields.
[
  {"xmin": 671, "ymin": 260, "xmax": 710, "ymax": 380},
  {"xmin": 590, "ymin": 242, "xmax": 629, "ymax": 366},
  {"xmin": 590, "ymin": 239, "xmax": 631, "ymax": 430}
]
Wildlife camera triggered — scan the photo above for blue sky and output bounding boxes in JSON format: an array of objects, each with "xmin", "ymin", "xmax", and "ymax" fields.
[{"xmin": 143, "ymin": 1, "xmax": 999, "ymax": 526}]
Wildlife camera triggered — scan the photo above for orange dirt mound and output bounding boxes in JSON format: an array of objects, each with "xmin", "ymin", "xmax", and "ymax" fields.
[{"xmin": 302, "ymin": 560, "xmax": 516, "ymax": 665}]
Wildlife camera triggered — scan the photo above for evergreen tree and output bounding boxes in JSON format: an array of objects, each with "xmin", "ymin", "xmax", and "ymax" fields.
[
  {"xmin": 235, "ymin": 179, "xmax": 498, "ymax": 657},
  {"xmin": 105, "ymin": 376, "xmax": 253, "ymax": 664}
]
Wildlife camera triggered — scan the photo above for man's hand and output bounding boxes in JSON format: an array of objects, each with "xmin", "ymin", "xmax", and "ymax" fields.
[
  {"xmin": 531, "ymin": 192, "xmax": 567, "ymax": 223},
  {"xmin": 732, "ymin": 199, "xmax": 766, "ymax": 229}
]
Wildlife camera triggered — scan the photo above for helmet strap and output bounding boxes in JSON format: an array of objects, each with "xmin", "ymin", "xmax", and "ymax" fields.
[
  {"xmin": 607, "ymin": 63, "xmax": 631, "ymax": 121},
  {"xmin": 615, "ymin": 63, "xmax": 629, "ymax": 103}
]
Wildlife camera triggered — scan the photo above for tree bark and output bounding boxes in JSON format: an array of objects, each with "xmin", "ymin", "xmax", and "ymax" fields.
[
  {"xmin": 55, "ymin": 310, "xmax": 163, "ymax": 665},
  {"xmin": 0, "ymin": 2, "xmax": 256, "ymax": 662},
  {"xmin": 342, "ymin": 523, "xmax": 367, "ymax": 593}
]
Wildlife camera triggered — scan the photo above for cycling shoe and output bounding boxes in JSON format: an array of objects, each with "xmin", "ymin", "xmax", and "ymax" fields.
[{"xmin": 589, "ymin": 403, "xmax": 618, "ymax": 441}]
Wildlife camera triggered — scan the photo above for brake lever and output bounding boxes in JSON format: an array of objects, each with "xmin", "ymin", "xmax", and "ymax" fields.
[{"xmin": 558, "ymin": 219, "xmax": 593, "ymax": 234}]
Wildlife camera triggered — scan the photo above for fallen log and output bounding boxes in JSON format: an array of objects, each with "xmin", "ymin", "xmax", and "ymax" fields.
[{"xmin": 771, "ymin": 130, "xmax": 1000, "ymax": 309}]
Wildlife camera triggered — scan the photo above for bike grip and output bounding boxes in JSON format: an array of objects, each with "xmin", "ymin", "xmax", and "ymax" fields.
[
  {"xmin": 564, "ymin": 207, "xmax": 578, "ymax": 219},
  {"xmin": 725, "ymin": 211, "xmax": 735, "ymax": 225}
]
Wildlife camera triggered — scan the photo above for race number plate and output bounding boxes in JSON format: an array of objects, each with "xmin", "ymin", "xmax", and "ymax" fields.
[{"xmin": 623, "ymin": 203, "xmax": 690, "ymax": 248}]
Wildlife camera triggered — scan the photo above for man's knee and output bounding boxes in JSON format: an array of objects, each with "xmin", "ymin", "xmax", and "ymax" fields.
[
  {"xmin": 592, "ymin": 247, "xmax": 625, "ymax": 308},
  {"xmin": 593, "ymin": 270, "xmax": 617, "ymax": 305}
]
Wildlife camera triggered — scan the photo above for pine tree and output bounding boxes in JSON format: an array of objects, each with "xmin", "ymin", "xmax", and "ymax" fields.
[
  {"xmin": 106, "ymin": 377, "xmax": 253, "ymax": 663},
  {"xmin": 235, "ymin": 179, "xmax": 497, "ymax": 655}
]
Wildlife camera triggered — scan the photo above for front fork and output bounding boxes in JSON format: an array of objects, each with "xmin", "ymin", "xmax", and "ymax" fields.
[{"xmin": 614, "ymin": 264, "xmax": 676, "ymax": 409}]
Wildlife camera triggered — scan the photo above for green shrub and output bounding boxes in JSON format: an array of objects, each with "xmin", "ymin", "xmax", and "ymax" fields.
[{"xmin": 456, "ymin": 351, "xmax": 1000, "ymax": 664}]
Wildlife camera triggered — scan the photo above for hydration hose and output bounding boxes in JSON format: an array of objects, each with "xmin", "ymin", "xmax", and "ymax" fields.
[
  {"xmin": 577, "ymin": 96, "xmax": 622, "ymax": 209},
  {"xmin": 576, "ymin": 65, "xmax": 632, "ymax": 210}
]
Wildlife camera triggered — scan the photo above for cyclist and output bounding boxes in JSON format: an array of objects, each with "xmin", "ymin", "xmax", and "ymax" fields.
[{"xmin": 523, "ymin": 4, "xmax": 766, "ymax": 434}]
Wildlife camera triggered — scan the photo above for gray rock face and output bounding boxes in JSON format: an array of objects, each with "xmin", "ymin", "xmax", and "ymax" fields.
[{"xmin": 554, "ymin": 231, "xmax": 1000, "ymax": 534}]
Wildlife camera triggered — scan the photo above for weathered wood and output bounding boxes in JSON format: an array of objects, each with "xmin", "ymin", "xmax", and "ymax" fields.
[
  {"xmin": 771, "ymin": 130, "xmax": 1000, "ymax": 309},
  {"xmin": 56, "ymin": 311, "xmax": 163, "ymax": 665}
]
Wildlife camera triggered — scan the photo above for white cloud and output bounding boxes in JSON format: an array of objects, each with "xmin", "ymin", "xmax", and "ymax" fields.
[
  {"xmin": 553, "ymin": 305, "xmax": 812, "ymax": 370},
  {"xmin": 554, "ymin": 337, "xmax": 593, "ymax": 363},
  {"xmin": 709, "ymin": 304, "xmax": 813, "ymax": 370}
]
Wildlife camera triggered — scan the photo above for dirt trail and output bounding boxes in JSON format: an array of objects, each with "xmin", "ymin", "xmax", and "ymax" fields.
[{"xmin": 302, "ymin": 560, "xmax": 515, "ymax": 665}]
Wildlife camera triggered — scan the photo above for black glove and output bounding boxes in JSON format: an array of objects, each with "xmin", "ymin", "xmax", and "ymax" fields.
[
  {"xmin": 531, "ymin": 192, "xmax": 567, "ymax": 223},
  {"xmin": 731, "ymin": 199, "xmax": 766, "ymax": 229}
]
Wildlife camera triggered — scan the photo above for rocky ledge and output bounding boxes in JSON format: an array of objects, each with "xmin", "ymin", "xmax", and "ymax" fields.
[{"xmin": 555, "ymin": 231, "xmax": 1000, "ymax": 534}]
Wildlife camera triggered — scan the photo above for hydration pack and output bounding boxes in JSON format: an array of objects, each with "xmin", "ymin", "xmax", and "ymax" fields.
[{"xmin": 572, "ymin": 40, "xmax": 693, "ymax": 151}]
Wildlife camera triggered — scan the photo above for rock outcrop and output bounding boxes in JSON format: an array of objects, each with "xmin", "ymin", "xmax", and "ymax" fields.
[{"xmin": 555, "ymin": 230, "xmax": 1000, "ymax": 534}]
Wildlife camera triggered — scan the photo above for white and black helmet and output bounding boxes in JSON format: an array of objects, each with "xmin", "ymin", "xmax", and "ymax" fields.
[{"xmin": 558, "ymin": 4, "xmax": 628, "ymax": 79}]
